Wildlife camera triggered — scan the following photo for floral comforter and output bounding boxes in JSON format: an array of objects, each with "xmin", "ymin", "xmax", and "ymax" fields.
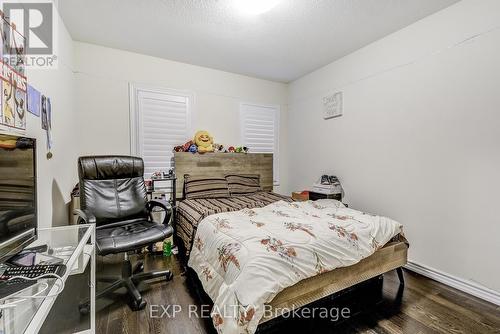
[{"xmin": 188, "ymin": 199, "xmax": 403, "ymax": 334}]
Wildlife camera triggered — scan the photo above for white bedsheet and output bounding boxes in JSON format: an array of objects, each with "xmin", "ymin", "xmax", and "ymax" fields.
[{"xmin": 188, "ymin": 199, "xmax": 402, "ymax": 333}]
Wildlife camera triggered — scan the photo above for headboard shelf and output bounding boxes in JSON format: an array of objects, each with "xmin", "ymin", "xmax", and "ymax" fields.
[{"xmin": 174, "ymin": 152, "xmax": 273, "ymax": 198}]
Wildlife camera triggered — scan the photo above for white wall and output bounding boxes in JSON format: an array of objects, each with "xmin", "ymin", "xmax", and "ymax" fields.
[
  {"xmin": 1, "ymin": 8, "xmax": 78, "ymax": 228},
  {"xmin": 288, "ymin": 0, "xmax": 500, "ymax": 293},
  {"xmin": 73, "ymin": 42, "xmax": 289, "ymax": 193}
]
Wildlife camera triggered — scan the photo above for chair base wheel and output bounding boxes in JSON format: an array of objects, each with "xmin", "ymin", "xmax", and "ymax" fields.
[
  {"xmin": 166, "ymin": 271, "xmax": 173, "ymax": 281},
  {"xmin": 133, "ymin": 262, "xmax": 145, "ymax": 274},
  {"xmin": 79, "ymin": 302, "xmax": 90, "ymax": 315},
  {"xmin": 131, "ymin": 299, "xmax": 147, "ymax": 311}
]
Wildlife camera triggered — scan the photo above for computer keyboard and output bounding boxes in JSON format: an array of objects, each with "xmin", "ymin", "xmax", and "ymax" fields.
[
  {"xmin": 0, "ymin": 264, "xmax": 66, "ymax": 279},
  {"xmin": 0, "ymin": 264, "xmax": 66, "ymax": 300}
]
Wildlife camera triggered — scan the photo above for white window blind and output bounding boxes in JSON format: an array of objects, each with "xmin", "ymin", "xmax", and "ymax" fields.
[
  {"xmin": 240, "ymin": 103, "xmax": 280, "ymax": 185},
  {"xmin": 130, "ymin": 85, "xmax": 191, "ymax": 178}
]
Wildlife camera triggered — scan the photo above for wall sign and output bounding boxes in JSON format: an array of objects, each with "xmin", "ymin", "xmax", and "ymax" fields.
[{"xmin": 323, "ymin": 91, "xmax": 343, "ymax": 119}]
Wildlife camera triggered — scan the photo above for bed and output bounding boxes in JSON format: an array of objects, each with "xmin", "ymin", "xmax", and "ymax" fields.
[{"xmin": 174, "ymin": 152, "xmax": 408, "ymax": 334}]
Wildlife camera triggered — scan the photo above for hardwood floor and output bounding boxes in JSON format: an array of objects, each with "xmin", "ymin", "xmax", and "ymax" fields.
[{"xmin": 96, "ymin": 253, "xmax": 500, "ymax": 334}]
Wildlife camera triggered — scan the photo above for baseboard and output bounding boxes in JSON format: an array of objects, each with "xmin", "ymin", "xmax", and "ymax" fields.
[{"xmin": 405, "ymin": 261, "xmax": 500, "ymax": 306}]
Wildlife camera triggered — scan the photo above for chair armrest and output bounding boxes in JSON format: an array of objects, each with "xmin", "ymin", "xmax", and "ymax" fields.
[
  {"xmin": 146, "ymin": 199, "xmax": 172, "ymax": 226},
  {"xmin": 73, "ymin": 209, "xmax": 97, "ymax": 225}
]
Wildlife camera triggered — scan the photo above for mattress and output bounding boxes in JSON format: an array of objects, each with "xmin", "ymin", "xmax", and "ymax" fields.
[{"xmin": 176, "ymin": 191, "xmax": 292, "ymax": 258}]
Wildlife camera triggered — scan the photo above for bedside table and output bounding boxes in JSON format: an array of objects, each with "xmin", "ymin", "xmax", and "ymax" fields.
[{"xmin": 309, "ymin": 191, "xmax": 342, "ymax": 201}]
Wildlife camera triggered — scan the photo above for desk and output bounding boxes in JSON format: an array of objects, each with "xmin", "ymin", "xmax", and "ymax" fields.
[{"xmin": 0, "ymin": 225, "xmax": 96, "ymax": 334}]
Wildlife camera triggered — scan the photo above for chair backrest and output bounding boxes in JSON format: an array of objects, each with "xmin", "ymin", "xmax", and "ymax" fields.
[{"xmin": 78, "ymin": 156, "xmax": 148, "ymax": 226}]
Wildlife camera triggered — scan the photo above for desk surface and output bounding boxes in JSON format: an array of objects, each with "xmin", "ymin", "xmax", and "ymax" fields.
[{"xmin": 0, "ymin": 224, "xmax": 94, "ymax": 334}]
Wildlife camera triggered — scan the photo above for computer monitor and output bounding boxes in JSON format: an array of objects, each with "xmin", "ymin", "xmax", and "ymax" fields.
[{"xmin": 0, "ymin": 134, "xmax": 37, "ymax": 263}]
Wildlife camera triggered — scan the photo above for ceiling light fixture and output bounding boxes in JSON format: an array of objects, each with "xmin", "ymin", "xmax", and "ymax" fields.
[{"xmin": 234, "ymin": 0, "xmax": 281, "ymax": 15}]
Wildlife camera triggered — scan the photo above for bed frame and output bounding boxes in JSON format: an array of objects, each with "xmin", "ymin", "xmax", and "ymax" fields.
[
  {"xmin": 174, "ymin": 152, "xmax": 409, "ymax": 325},
  {"xmin": 261, "ymin": 235, "xmax": 407, "ymax": 323}
]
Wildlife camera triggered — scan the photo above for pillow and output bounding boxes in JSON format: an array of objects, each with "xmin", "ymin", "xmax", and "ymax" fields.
[
  {"xmin": 226, "ymin": 174, "xmax": 261, "ymax": 196},
  {"xmin": 184, "ymin": 175, "xmax": 230, "ymax": 199}
]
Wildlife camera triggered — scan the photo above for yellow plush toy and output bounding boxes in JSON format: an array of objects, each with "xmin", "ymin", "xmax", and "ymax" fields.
[{"xmin": 194, "ymin": 130, "xmax": 214, "ymax": 153}]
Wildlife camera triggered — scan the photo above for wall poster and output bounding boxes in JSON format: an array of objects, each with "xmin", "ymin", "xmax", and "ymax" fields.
[
  {"xmin": 27, "ymin": 85, "xmax": 41, "ymax": 117},
  {"xmin": 0, "ymin": 16, "xmax": 27, "ymax": 131}
]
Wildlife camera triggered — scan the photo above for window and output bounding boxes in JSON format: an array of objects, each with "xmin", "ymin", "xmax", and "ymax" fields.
[
  {"xmin": 240, "ymin": 103, "xmax": 280, "ymax": 185},
  {"xmin": 130, "ymin": 84, "xmax": 192, "ymax": 178}
]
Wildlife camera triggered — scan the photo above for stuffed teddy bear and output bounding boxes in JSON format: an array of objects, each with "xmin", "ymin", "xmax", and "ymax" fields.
[
  {"xmin": 188, "ymin": 144, "xmax": 198, "ymax": 153},
  {"xmin": 182, "ymin": 140, "xmax": 194, "ymax": 152},
  {"xmin": 194, "ymin": 130, "xmax": 214, "ymax": 153},
  {"xmin": 213, "ymin": 143, "xmax": 224, "ymax": 153},
  {"xmin": 234, "ymin": 146, "xmax": 249, "ymax": 153}
]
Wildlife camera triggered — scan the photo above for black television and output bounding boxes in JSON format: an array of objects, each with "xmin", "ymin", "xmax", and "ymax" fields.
[{"xmin": 0, "ymin": 134, "xmax": 37, "ymax": 263}]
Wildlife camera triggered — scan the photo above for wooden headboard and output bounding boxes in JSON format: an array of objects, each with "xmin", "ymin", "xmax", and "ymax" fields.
[{"xmin": 174, "ymin": 152, "xmax": 273, "ymax": 198}]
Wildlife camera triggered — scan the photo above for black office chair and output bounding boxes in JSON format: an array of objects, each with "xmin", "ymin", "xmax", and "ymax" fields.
[{"xmin": 75, "ymin": 156, "xmax": 173, "ymax": 311}]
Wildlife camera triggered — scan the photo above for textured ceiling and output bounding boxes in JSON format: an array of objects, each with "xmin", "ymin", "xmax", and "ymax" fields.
[{"xmin": 59, "ymin": 0, "xmax": 460, "ymax": 82}]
